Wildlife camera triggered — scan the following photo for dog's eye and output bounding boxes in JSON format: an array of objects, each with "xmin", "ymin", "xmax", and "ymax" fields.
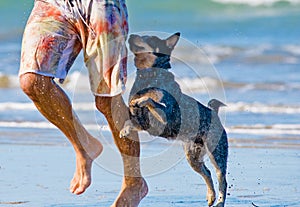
[{"xmin": 136, "ymin": 46, "xmax": 145, "ymax": 51}]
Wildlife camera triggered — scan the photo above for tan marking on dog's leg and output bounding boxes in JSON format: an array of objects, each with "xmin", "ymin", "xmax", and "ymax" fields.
[
  {"xmin": 147, "ymin": 106, "xmax": 167, "ymax": 124},
  {"xmin": 184, "ymin": 143, "xmax": 216, "ymax": 206},
  {"xmin": 130, "ymin": 92, "xmax": 167, "ymax": 124}
]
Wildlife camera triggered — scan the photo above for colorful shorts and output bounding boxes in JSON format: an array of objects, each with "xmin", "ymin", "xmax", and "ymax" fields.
[{"xmin": 20, "ymin": 0, "xmax": 128, "ymax": 96}]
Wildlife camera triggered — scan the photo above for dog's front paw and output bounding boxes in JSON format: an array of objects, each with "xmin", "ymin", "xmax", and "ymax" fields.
[
  {"xmin": 119, "ymin": 120, "xmax": 135, "ymax": 138},
  {"xmin": 119, "ymin": 126, "xmax": 131, "ymax": 138}
]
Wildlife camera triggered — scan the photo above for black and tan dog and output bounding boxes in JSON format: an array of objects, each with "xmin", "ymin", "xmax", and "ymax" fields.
[{"xmin": 120, "ymin": 33, "xmax": 228, "ymax": 207}]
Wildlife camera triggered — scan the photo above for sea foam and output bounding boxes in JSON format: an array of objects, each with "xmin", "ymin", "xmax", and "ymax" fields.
[{"xmin": 212, "ymin": 0, "xmax": 300, "ymax": 6}]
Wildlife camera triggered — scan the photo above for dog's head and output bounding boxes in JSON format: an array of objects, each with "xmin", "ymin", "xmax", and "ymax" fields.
[{"xmin": 128, "ymin": 32, "xmax": 180, "ymax": 70}]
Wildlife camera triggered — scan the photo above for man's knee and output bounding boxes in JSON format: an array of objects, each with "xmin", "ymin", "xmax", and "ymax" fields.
[
  {"xmin": 95, "ymin": 96, "xmax": 113, "ymax": 115},
  {"xmin": 19, "ymin": 73, "xmax": 37, "ymax": 96},
  {"xmin": 19, "ymin": 73, "xmax": 52, "ymax": 97},
  {"xmin": 95, "ymin": 95, "xmax": 126, "ymax": 116}
]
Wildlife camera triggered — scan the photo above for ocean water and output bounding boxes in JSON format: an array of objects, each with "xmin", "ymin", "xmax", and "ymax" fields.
[{"xmin": 0, "ymin": 0, "xmax": 300, "ymax": 149}]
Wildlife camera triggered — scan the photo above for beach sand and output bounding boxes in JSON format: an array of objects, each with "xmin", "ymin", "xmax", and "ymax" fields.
[{"xmin": 1, "ymin": 137, "xmax": 299, "ymax": 207}]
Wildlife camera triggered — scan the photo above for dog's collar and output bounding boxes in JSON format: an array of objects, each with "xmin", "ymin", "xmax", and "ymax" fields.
[{"xmin": 152, "ymin": 55, "xmax": 171, "ymax": 69}]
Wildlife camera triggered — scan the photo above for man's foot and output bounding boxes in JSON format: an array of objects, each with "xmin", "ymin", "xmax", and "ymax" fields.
[
  {"xmin": 111, "ymin": 177, "xmax": 148, "ymax": 207},
  {"xmin": 70, "ymin": 137, "xmax": 103, "ymax": 195}
]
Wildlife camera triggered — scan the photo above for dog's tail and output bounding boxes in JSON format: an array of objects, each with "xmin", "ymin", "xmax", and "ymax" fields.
[{"xmin": 208, "ymin": 99, "xmax": 226, "ymax": 114}]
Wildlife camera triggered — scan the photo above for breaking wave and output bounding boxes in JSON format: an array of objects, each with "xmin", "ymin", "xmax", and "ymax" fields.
[
  {"xmin": 212, "ymin": 0, "xmax": 300, "ymax": 6},
  {"xmin": 1, "ymin": 72, "xmax": 300, "ymax": 94},
  {"xmin": 0, "ymin": 100, "xmax": 299, "ymax": 115},
  {"xmin": 227, "ymin": 124, "xmax": 300, "ymax": 136},
  {"xmin": 1, "ymin": 120, "xmax": 299, "ymax": 137},
  {"xmin": 227, "ymin": 102, "xmax": 300, "ymax": 114},
  {"xmin": 173, "ymin": 44, "xmax": 300, "ymax": 65}
]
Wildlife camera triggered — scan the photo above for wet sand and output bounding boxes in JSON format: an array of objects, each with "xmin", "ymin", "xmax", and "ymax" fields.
[{"xmin": 1, "ymin": 137, "xmax": 299, "ymax": 207}]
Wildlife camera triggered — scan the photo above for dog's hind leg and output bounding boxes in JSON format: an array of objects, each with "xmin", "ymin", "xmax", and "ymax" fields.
[
  {"xmin": 184, "ymin": 142, "xmax": 216, "ymax": 206},
  {"xmin": 207, "ymin": 131, "xmax": 228, "ymax": 207}
]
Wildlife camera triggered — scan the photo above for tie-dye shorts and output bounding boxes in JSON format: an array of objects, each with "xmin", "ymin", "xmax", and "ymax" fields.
[{"xmin": 19, "ymin": 0, "xmax": 128, "ymax": 96}]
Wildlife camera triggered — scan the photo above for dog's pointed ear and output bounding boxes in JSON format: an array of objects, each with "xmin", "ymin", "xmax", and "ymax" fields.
[
  {"xmin": 165, "ymin": 32, "xmax": 180, "ymax": 49},
  {"xmin": 129, "ymin": 34, "xmax": 142, "ymax": 46}
]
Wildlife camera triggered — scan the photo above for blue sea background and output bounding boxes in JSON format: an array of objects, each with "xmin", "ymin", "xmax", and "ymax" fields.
[
  {"xmin": 0, "ymin": 1, "xmax": 300, "ymax": 206},
  {"xmin": 0, "ymin": 0, "xmax": 299, "ymax": 147}
]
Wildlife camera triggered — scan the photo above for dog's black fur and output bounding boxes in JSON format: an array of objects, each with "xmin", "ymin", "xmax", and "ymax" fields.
[{"xmin": 120, "ymin": 33, "xmax": 228, "ymax": 207}]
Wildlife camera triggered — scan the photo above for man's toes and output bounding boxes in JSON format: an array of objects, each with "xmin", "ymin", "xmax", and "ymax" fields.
[
  {"xmin": 70, "ymin": 179, "xmax": 78, "ymax": 193},
  {"xmin": 70, "ymin": 182, "xmax": 89, "ymax": 195},
  {"xmin": 70, "ymin": 185, "xmax": 77, "ymax": 194},
  {"xmin": 74, "ymin": 186, "xmax": 86, "ymax": 195}
]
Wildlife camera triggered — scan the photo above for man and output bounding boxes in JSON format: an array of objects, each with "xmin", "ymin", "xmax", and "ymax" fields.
[{"xmin": 19, "ymin": 0, "xmax": 148, "ymax": 206}]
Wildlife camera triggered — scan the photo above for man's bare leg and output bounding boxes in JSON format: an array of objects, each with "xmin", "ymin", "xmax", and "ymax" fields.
[
  {"xmin": 19, "ymin": 73, "xmax": 103, "ymax": 195},
  {"xmin": 95, "ymin": 95, "xmax": 148, "ymax": 207}
]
